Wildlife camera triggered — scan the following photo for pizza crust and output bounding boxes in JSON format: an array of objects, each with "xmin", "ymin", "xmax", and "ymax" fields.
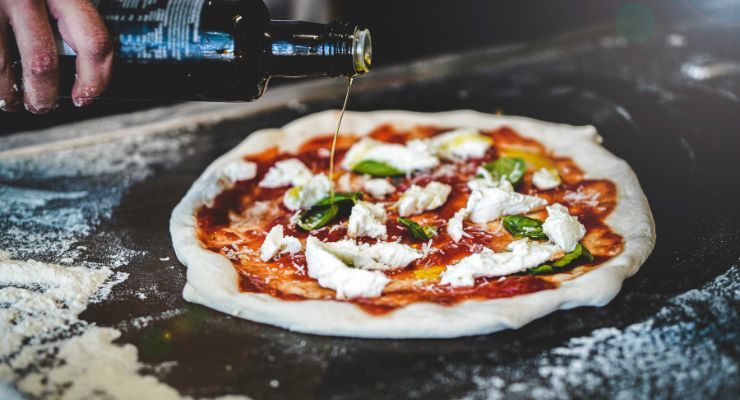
[{"xmin": 170, "ymin": 110, "xmax": 656, "ymax": 338}]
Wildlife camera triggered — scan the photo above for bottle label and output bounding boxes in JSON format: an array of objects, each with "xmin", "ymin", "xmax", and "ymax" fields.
[{"xmin": 59, "ymin": 0, "xmax": 234, "ymax": 61}]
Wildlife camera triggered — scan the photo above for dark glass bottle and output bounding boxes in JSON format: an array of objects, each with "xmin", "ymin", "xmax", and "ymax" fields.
[{"xmin": 56, "ymin": 0, "xmax": 372, "ymax": 102}]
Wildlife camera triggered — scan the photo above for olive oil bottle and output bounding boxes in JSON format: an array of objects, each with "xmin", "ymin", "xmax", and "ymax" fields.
[{"xmin": 56, "ymin": 0, "xmax": 372, "ymax": 101}]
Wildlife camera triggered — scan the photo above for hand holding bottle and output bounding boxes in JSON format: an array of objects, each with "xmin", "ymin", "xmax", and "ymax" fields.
[{"xmin": 0, "ymin": 0, "xmax": 112, "ymax": 113}]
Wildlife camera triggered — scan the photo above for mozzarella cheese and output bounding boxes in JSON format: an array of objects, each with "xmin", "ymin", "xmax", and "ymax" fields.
[
  {"xmin": 259, "ymin": 225, "xmax": 303, "ymax": 262},
  {"xmin": 366, "ymin": 242, "xmax": 422, "ymax": 270},
  {"xmin": 341, "ymin": 137, "xmax": 439, "ymax": 173},
  {"xmin": 440, "ymin": 239, "xmax": 558, "ymax": 287},
  {"xmin": 341, "ymin": 137, "xmax": 379, "ymax": 169},
  {"xmin": 260, "ymin": 225, "xmax": 284, "ymax": 262},
  {"xmin": 305, "ymin": 237, "xmax": 390, "ymax": 299},
  {"xmin": 259, "ymin": 158, "xmax": 313, "ymax": 188},
  {"xmin": 425, "ymin": 128, "xmax": 493, "ymax": 161},
  {"xmin": 467, "ymin": 176, "xmax": 514, "ymax": 193},
  {"xmin": 363, "ymin": 178, "xmax": 396, "ymax": 199},
  {"xmin": 542, "ymin": 203, "xmax": 586, "ymax": 252},
  {"xmin": 283, "ymin": 174, "xmax": 331, "ymax": 211},
  {"xmin": 336, "ymin": 173, "xmax": 354, "ymax": 192},
  {"xmin": 221, "ymin": 160, "xmax": 257, "ymax": 187},
  {"xmin": 347, "ymin": 201, "xmax": 388, "ymax": 239},
  {"xmin": 532, "ymin": 167, "xmax": 561, "ymax": 190},
  {"xmin": 397, "ymin": 181, "xmax": 452, "ymax": 217},
  {"xmin": 447, "ymin": 208, "xmax": 468, "ymax": 242},
  {"xmin": 466, "ymin": 186, "xmax": 547, "ymax": 224},
  {"xmin": 281, "ymin": 236, "xmax": 303, "ymax": 255},
  {"xmin": 317, "ymin": 239, "xmax": 420, "ymax": 271},
  {"xmin": 475, "ymin": 165, "xmax": 494, "ymax": 181}
]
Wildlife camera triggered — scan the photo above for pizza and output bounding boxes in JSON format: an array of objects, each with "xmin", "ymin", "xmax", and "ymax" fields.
[{"xmin": 170, "ymin": 110, "xmax": 655, "ymax": 338}]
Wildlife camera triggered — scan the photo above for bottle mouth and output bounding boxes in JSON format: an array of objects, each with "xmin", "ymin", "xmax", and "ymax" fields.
[
  {"xmin": 265, "ymin": 21, "xmax": 371, "ymax": 78},
  {"xmin": 352, "ymin": 28, "xmax": 372, "ymax": 75}
]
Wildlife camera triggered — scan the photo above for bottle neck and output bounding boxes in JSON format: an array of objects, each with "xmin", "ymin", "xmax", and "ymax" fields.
[{"xmin": 265, "ymin": 21, "xmax": 372, "ymax": 78}]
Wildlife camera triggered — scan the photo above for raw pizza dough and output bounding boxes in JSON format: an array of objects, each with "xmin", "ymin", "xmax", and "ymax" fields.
[{"xmin": 170, "ymin": 110, "xmax": 655, "ymax": 338}]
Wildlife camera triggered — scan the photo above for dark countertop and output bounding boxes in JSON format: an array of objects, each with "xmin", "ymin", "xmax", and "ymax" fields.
[{"xmin": 1, "ymin": 20, "xmax": 739, "ymax": 399}]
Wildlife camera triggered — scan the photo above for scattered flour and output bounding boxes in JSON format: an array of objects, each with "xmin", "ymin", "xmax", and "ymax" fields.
[
  {"xmin": 0, "ymin": 256, "xmax": 111, "ymax": 364},
  {"xmin": 0, "ymin": 186, "xmax": 87, "ymax": 208},
  {"xmin": 17, "ymin": 328, "xmax": 183, "ymax": 400},
  {"xmin": 0, "ymin": 253, "xmax": 193, "ymax": 399},
  {"xmin": 117, "ymin": 309, "xmax": 185, "ymax": 331},
  {"xmin": 0, "ymin": 132, "xmax": 194, "ymax": 260},
  {"xmin": 457, "ymin": 265, "xmax": 740, "ymax": 399},
  {"xmin": 0, "ymin": 128, "xmax": 235, "ymax": 398}
]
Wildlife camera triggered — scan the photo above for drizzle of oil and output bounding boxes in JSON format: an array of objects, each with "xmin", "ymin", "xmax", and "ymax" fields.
[{"xmin": 328, "ymin": 77, "xmax": 354, "ymax": 200}]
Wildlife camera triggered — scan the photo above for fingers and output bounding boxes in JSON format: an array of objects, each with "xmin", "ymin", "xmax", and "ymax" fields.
[
  {"xmin": 4, "ymin": 0, "xmax": 58, "ymax": 113},
  {"xmin": 47, "ymin": 0, "xmax": 112, "ymax": 107},
  {"xmin": 0, "ymin": 15, "xmax": 21, "ymax": 111}
]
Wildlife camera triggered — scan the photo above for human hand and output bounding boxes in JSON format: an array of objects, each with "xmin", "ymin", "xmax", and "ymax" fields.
[{"xmin": 0, "ymin": 0, "xmax": 112, "ymax": 113}]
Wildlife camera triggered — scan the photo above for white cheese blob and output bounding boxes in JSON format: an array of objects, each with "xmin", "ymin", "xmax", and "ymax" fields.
[
  {"xmin": 341, "ymin": 137, "xmax": 439, "ymax": 173},
  {"xmin": 532, "ymin": 167, "xmax": 561, "ymax": 190},
  {"xmin": 336, "ymin": 173, "xmax": 354, "ymax": 192},
  {"xmin": 447, "ymin": 208, "xmax": 468, "ymax": 242},
  {"xmin": 425, "ymin": 128, "xmax": 493, "ymax": 161},
  {"xmin": 363, "ymin": 178, "xmax": 396, "ymax": 199},
  {"xmin": 475, "ymin": 165, "xmax": 494, "ymax": 181},
  {"xmin": 366, "ymin": 242, "xmax": 422, "ymax": 270},
  {"xmin": 466, "ymin": 186, "xmax": 547, "ymax": 224},
  {"xmin": 220, "ymin": 160, "xmax": 257, "ymax": 187},
  {"xmin": 397, "ymin": 181, "xmax": 452, "ymax": 217},
  {"xmin": 315, "ymin": 239, "xmax": 361, "ymax": 266},
  {"xmin": 280, "ymin": 236, "xmax": 303, "ymax": 255},
  {"xmin": 467, "ymin": 176, "xmax": 514, "ymax": 193},
  {"xmin": 440, "ymin": 239, "xmax": 558, "ymax": 287},
  {"xmin": 259, "ymin": 225, "xmax": 303, "ymax": 262},
  {"xmin": 542, "ymin": 203, "xmax": 586, "ymax": 252},
  {"xmin": 259, "ymin": 158, "xmax": 313, "ymax": 188},
  {"xmin": 317, "ymin": 239, "xmax": 421, "ymax": 271},
  {"xmin": 341, "ymin": 137, "xmax": 378, "ymax": 169},
  {"xmin": 305, "ymin": 237, "xmax": 390, "ymax": 299},
  {"xmin": 283, "ymin": 174, "xmax": 331, "ymax": 211},
  {"xmin": 260, "ymin": 225, "xmax": 284, "ymax": 262},
  {"xmin": 347, "ymin": 201, "xmax": 388, "ymax": 239}
]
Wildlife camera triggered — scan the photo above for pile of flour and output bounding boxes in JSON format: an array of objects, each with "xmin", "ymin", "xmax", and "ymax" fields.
[
  {"xmin": 0, "ymin": 252, "xmax": 182, "ymax": 399},
  {"xmin": 0, "ymin": 129, "xmax": 248, "ymax": 399}
]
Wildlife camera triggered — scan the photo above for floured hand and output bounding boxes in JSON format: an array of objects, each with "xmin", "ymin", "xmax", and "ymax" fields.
[{"xmin": 0, "ymin": 0, "xmax": 112, "ymax": 113}]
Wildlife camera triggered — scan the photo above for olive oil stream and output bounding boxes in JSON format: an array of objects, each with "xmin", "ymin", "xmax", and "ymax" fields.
[{"xmin": 328, "ymin": 77, "xmax": 354, "ymax": 200}]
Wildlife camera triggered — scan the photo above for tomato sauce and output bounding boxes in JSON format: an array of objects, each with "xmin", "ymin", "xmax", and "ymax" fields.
[{"xmin": 196, "ymin": 125, "xmax": 624, "ymax": 315}]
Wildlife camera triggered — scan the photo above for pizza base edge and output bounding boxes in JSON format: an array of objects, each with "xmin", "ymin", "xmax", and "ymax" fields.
[{"xmin": 169, "ymin": 109, "xmax": 656, "ymax": 338}]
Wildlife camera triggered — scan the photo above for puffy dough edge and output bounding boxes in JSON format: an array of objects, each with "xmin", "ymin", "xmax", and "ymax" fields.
[{"xmin": 170, "ymin": 110, "xmax": 656, "ymax": 338}]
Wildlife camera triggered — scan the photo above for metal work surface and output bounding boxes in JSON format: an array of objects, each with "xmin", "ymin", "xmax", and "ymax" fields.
[{"xmin": 2, "ymin": 21, "xmax": 739, "ymax": 399}]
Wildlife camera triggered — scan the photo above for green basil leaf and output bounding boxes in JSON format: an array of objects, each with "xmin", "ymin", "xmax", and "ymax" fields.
[
  {"xmin": 528, "ymin": 243, "xmax": 592, "ymax": 275},
  {"xmin": 313, "ymin": 192, "xmax": 362, "ymax": 207},
  {"xmin": 297, "ymin": 193, "xmax": 363, "ymax": 231},
  {"xmin": 352, "ymin": 160, "xmax": 404, "ymax": 177},
  {"xmin": 551, "ymin": 243, "xmax": 585, "ymax": 267},
  {"xmin": 581, "ymin": 244, "xmax": 594, "ymax": 263},
  {"xmin": 527, "ymin": 264, "xmax": 555, "ymax": 275},
  {"xmin": 297, "ymin": 204, "xmax": 339, "ymax": 231},
  {"xmin": 481, "ymin": 157, "xmax": 526, "ymax": 184},
  {"xmin": 502, "ymin": 215, "xmax": 547, "ymax": 240},
  {"xmin": 397, "ymin": 217, "xmax": 437, "ymax": 240}
]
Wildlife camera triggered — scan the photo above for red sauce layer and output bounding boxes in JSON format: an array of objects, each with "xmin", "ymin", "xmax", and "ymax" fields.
[{"xmin": 196, "ymin": 125, "xmax": 623, "ymax": 315}]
